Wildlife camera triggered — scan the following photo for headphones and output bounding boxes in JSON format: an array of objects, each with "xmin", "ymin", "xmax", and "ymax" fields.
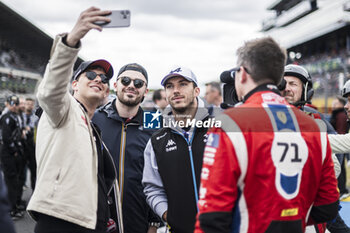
[
  {"xmin": 284, "ymin": 64, "xmax": 314, "ymax": 106},
  {"xmin": 341, "ymin": 79, "xmax": 350, "ymax": 98}
]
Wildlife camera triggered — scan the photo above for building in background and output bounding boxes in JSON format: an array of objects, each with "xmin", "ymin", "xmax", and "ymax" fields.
[
  {"xmin": 0, "ymin": 1, "xmax": 84, "ymax": 108},
  {"xmin": 262, "ymin": 0, "xmax": 350, "ymax": 113}
]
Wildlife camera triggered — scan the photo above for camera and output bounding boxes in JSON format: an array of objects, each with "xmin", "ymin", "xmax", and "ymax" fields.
[
  {"xmin": 220, "ymin": 68, "xmax": 286, "ymax": 109},
  {"xmin": 220, "ymin": 68, "xmax": 240, "ymax": 109}
]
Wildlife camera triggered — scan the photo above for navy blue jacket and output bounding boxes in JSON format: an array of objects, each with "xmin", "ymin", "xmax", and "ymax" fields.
[{"xmin": 92, "ymin": 99, "xmax": 160, "ymax": 233}]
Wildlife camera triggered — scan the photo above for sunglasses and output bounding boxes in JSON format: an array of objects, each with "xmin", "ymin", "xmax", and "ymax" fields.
[
  {"xmin": 118, "ymin": 76, "xmax": 146, "ymax": 89},
  {"xmin": 85, "ymin": 71, "xmax": 109, "ymax": 84}
]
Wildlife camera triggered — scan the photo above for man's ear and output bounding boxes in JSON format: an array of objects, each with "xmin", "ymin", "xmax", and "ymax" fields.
[
  {"xmin": 72, "ymin": 80, "xmax": 78, "ymax": 92},
  {"xmin": 239, "ymin": 66, "xmax": 249, "ymax": 84},
  {"xmin": 113, "ymin": 81, "xmax": 118, "ymax": 93},
  {"xmin": 194, "ymin": 86, "xmax": 200, "ymax": 98}
]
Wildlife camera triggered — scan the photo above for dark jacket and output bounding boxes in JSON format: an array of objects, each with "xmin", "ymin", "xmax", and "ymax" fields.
[
  {"xmin": 92, "ymin": 99, "xmax": 160, "ymax": 233},
  {"xmin": 330, "ymin": 108, "xmax": 349, "ymax": 134},
  {"xmin": 0, "ymin": 169, "xmax": 16, "ymax": 233},
  {"xmin": 0, "ymin": 111, "xmax": 23, "ymax": 156},
  {"xmin": 143, "ymin": 98, "xmax": 211, "ymax": 233}
]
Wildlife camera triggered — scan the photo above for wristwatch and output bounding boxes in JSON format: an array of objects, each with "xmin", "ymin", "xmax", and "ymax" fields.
[{"xmin": 149, "ymin": 222, "xmax": 161, "ymax": 228}]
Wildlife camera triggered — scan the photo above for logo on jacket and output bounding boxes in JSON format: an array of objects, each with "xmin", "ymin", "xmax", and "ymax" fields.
[
  {"xmin": 206, "ymin": 133, "xmax": 219, "ymax": 148},
  {"xmin": 144, "ymin": 110, "xmax": 162, "ymax": 129},
  {"xmin": 165, "ymin": 139, "xmax": 177, "ymax": 152}
]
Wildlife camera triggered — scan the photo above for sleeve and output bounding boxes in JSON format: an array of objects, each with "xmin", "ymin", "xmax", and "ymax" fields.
[
  {"xmin": 308, "ymin": 137, "xmax": 339, "ymax": 224},
  {"xmin": 36, "ymin": 34, "xmax": 80, "ymax": 128},
  {"xmin": 142, "ymin": 139, "xmax": 168, "ymax": 219},
  {"xmin": 331, "ymin": 153, "xmax": 341, "ymax": 178},
  {"xmin": 195, "ymin": 127, "xmax": 241, "ymax": 233},
  {"xmin": 1, "ymin": 116, "xmax": 17, "ymax": 154},
  {"xmin": 147, "ymin": 206, "xmax": 162, "ymax": 225},
  {"xmin": 328, "ymin": 133, "xmax": 350, "ymax": 153}
]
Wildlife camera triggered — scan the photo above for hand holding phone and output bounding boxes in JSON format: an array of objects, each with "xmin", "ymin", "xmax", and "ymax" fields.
[{"xmin": 94, "ymin": 10, "xmax": 131, "ymax": 28}]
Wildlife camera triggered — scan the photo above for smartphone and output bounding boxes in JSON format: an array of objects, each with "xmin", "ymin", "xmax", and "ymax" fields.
[{"xmin": 95, "ymin": 10, "xmax": 131, "ymax": 28}]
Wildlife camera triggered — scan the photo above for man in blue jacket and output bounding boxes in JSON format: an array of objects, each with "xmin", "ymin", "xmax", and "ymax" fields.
[{"xmin": 93, "ymin": 63, "xmax": 161, "ymax": 233}]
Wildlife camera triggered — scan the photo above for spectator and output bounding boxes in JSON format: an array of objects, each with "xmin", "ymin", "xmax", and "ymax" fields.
[
  {"xmin": 26, "ymin": 7, "xmax": 121, "ymax": 233},
  {"xmin": 16, "ymin": 97, "xmax": 26, "ymax": 209},
  {"xmin": 152, "ymin": 89, "xmax": 168, "ymax": 111},
  {"xmin": 195, "ymin": 37, "xmax": 339, "ymax": 233},
  {"xmin": 143, "ymin": 66, "xmax": 211, "ymax": 233},
  {"xmin": 204, "ymin": 82, "xmax": 222, "ymax": 107},
  {"xmin": 0, "ymin": 95, "xmax": 24, "ymax": 220},
  {"xmin": 204, "ymin": 82, "xmax": 223, "ymax": 116},
  {"xmin": 0, "ymin": 167, "xmax": 16, "ymax": 233},
  {"xmin": 22, "ymin": 97, "xmax": 38, "ymax": 190},
  {"xmin": 330, "ymin": 96, "xmax": 348, "ymax": 134},
  {"xmin": 92, "ymin": 63, "xmax": 161, "ymax": 233}
]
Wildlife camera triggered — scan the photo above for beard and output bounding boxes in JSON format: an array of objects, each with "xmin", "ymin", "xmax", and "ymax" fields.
[
  {"xmin": 117, "ymin": 88, "xmax": 143, "ymax": 107},
  {"xmin": 171, "ymin": 98, "xmax": 195, "ymax": 114}
]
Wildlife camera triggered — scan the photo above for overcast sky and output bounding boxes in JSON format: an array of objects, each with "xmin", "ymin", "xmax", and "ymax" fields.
[{"xmin": 2, "ymin": 0, "xmax": 275, "ymax": 90}]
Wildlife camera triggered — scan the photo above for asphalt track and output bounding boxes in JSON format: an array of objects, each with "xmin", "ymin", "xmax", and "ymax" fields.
[
  {"xmin": 340, "ymin": 196, "xmax": 350, "ymax": 226},
  {"xmin": 13, "ymin": 174, "xmax": 350, "ymax": 233}
]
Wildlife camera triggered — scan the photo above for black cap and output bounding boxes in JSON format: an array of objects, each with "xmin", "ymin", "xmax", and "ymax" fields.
[
  {"xmin": 117, "ymin": 63, "xmax": 148, "ymax": 82},
  {"xmin": 6, "ymin": 95, "xmax": 19, "ymax": 106},
  {"xmin": 73, "ymin": 59, "xmax": 114, "ymax": 81}
]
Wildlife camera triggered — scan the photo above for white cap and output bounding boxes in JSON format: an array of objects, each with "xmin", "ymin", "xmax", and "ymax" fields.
[{"xmin": 161, "ymin": 66, "xmax": 198, "ymax": 86}]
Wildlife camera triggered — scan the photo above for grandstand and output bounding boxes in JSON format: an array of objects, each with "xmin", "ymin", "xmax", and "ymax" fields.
[
  {"xmin": 262, "ymin": 0, "xmax": 350, "ymax": 112},
  {"xmin": 0, "ymin": 1, "xmax": 83, "ymax": 109}
]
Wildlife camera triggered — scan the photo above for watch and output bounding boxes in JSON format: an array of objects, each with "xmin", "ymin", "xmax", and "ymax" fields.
[{"xmin": 149, "ymin": 222, "xmax": 161, "ymax": 228}]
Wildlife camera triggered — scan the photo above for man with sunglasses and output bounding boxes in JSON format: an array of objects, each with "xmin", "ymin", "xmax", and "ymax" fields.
[
  {"xmin": 194, "ymin": 37, "xmax": 339, "ymax": 233},
  {"xmin": 143, "ymin": 66, "xmax": 211, "ymax": 233},
  {"xmin": 0, "ymin": 95, "xmax": 24, "ymax": 220},
  {"xmin": 27, "ymin": 7, "xmax": 120, "ymax": 233},
  {"xmin": 92, "ymin": 63, "xmax": 161, "ymax": 233}
]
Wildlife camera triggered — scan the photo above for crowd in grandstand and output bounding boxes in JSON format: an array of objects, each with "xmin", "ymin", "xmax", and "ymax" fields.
[{"xmin": 0, "ymin": 41, "xmax": 46, "ymax": 73}]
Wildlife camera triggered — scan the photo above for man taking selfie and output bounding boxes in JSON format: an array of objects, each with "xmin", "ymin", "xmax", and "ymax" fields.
[{"xmin": 27, "ymin": 7, "xmax": 121, "ymax": 233}]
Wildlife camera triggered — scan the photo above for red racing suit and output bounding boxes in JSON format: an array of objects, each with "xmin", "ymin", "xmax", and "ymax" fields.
[{"xmin": 195, "ymin": 87, "xmax": 339, "ymax": 233}]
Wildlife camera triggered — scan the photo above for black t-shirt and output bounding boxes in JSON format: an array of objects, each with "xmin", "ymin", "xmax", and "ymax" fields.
[{"xmin": 92, "ymin": 122, "xmax": 109, "ymax": 231}]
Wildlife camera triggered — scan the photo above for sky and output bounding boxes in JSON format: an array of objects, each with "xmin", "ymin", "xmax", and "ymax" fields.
[{"xmin": 1, "ymin": 0, "xmax": 275, "ymax": 90}]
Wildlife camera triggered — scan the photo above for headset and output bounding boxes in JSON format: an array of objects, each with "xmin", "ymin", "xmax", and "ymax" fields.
[
  {"xmin": 283, "ymin": 64, "xmax": 314, "ymax": 106},
  {"xmin": 341, "ymin": 79, "xmax": 350, "ymax": 98}
]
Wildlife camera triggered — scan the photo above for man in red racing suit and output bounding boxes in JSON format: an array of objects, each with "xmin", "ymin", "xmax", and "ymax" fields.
[{"xmin": 195, "ymin": 37, "xmax": 339, "ymax": 233}]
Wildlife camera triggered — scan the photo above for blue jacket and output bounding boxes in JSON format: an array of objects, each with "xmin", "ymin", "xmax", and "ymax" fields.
[{"xmin": 92, "ymin": 99, "xmax": 160, "ymax": 233}]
